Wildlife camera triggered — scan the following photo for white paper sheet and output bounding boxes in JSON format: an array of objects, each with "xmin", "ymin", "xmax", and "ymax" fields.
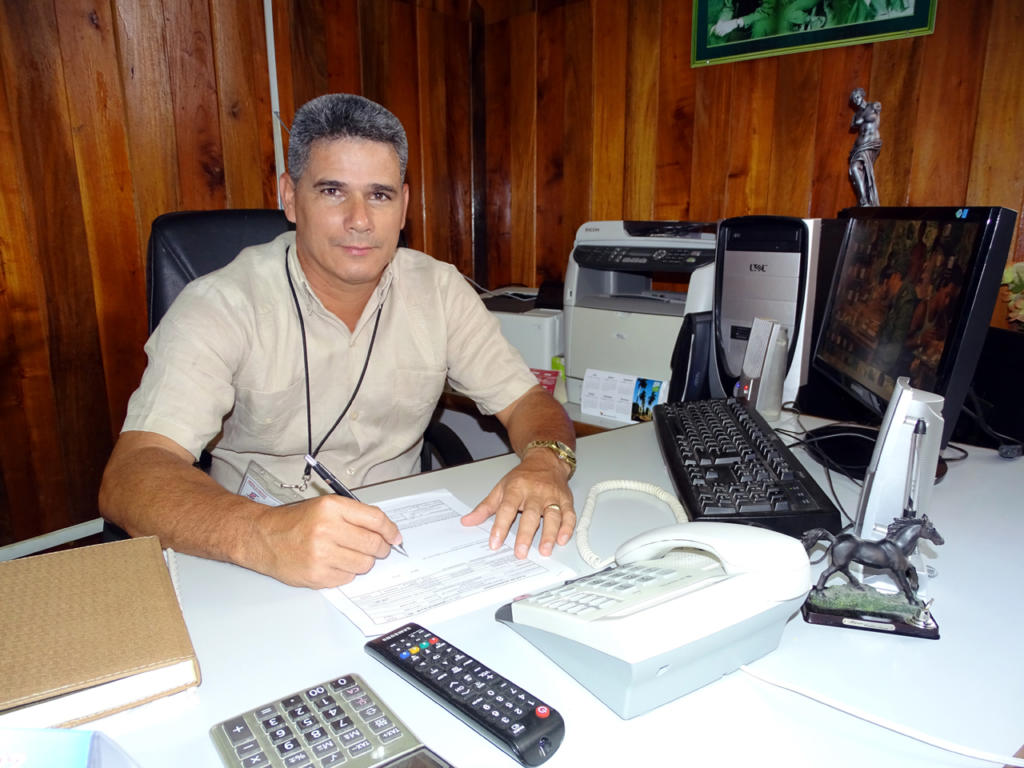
[{"xmin": 320, "ymin": 490, "xmax": 575, "ymax": 635}]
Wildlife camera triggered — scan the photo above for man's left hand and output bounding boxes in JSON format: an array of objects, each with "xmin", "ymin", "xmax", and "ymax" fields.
[{"xmin": 461, "ymin": 448, "xmax": 575, "ymax": 559}]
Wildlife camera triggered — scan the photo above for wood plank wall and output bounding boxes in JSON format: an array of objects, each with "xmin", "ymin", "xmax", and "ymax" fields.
[
  {"xmin": 1, "ymin": 0, "xmax": 1021, "ymax": 546},
  {"xmin": 0, "ymin": 0, "xmax": 279, "ymax": 545},
  {"xmin": 482, "ymin": 0, "xmax": 1024, "ymax": 293}
]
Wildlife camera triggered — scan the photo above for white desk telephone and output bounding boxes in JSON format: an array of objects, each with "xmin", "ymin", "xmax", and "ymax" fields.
[{"xmin": 496, "ymin": 518, "xmax": 811, "ymax": 719}]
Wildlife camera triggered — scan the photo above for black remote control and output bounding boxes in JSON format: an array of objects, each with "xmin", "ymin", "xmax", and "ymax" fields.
[{"xmin": 365, "ymin": 622, "xmax": 564, "ymax": 766}]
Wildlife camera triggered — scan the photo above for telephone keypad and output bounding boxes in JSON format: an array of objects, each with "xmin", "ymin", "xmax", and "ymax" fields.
[{"xmin": 518, "ymin": 559, "xmax": 725, "ymax": 620}]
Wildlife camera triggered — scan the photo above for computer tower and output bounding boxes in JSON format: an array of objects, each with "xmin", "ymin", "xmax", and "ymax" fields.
[
  {"xmin": 666, "ymin": 216, "xmax": 848, "ymax": 408},
  {"xmin": 711, "ymin": 216, "xmax": 831, "ymax": 405}
]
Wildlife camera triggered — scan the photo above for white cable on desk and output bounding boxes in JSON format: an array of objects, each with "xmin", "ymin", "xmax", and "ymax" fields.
[
  {"xmin": 739, "ymin": 664, "xmax": 1024, "ymax": 767},
  {"xmin": 575, "ymin": 479, "xmax": 689, "ymax": 569}
]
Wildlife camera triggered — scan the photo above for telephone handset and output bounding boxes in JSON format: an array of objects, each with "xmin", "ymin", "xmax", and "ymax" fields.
[
  {"xmin": 496, "ymin": 484, "xmax": 811, "ymax": 720},
  {"xmin": 614, "ymin": 520, "xmax": 806, "ymax": 577}
]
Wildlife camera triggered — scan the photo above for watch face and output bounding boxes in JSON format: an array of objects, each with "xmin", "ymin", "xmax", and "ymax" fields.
[{"xmin": 526, "ymin": 440, "xmax": 575, "ymax": 475}]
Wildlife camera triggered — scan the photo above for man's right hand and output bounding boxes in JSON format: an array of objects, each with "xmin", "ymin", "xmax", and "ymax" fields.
[
  {"xmin": 99, "ymin": 430, "xmax": 403, "ymax": 590},
  {"xmin": 247, "ymin": 495, "xmax": 404, "ymax": 588}
]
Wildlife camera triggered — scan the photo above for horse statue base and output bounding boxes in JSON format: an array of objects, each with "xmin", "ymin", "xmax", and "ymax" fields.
[
  {"xmin": 801, "ymin": 585, "xmax": 939, "ymax": 639},
  {"xmin": 800, "ymin": 516, "xmax": 943, "ymax": 639}
]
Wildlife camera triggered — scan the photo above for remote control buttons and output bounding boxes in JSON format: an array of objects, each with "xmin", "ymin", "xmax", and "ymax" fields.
[{"xmin": 535, "ymin": 706, "xmax": 550, "ymax": 719}]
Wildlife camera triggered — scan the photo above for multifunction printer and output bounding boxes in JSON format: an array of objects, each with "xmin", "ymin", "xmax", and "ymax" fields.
[{"xmin": 563, "ymin": 220, "xmax": 717, "ymax": 404}]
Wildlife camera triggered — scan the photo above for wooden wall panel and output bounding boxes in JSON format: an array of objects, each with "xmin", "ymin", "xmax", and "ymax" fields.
[
  {"xmin": 543, "ymin": 0, "xmax": 589, "ymax": 261},
  {"xmin": 164, "ymin": 0, "xmax": 227, "ymax": 209},
  {"xmin": 326, "ymin": 0, "xmax": 362, "ymax": 95},
  {"xmin": 0, "ymin": 1, "xmax": 111, "ymax": 533},
  {"xmin": 535, "ymin": 3, "xmax": 567, "ymax": 279},
  {"xmin": 689, "ymin": 64, "xmax": 732, "ymax": 220},
  {"xmin": 866, "ymin": 36, "xmax": 924, "ymax": 208},
  {"xmin": 967, "ymin": 0, "xmax": 1024, "ymax": 267},
  {"xmin": 590, "ymin": 0, "xmax": 628, "ymax": 221},
  {"xmin": 54, "ymin": 1, "xmax": 148, "ymax": 437},
  {"xmin": 115, "ymin": 0, "xmax": 183, "ymax": 250},
  {"xmin": 653, "ymin": 0, "xmax": 694, "ymax": 220},
  {"xmin": 622, "ymin": 0, "xmax": 661, "ymax": 219},
  {"xmin": 484, "ymin": 18, "xmax": 513, "ymax": 286},
  {"xmin": 765, "ymin": 52, "xmax": 821, "ymax": 217},
  {"xmin": 0, "ymin": 20, "xmax": 68, "ymax": 540},
  {"xmin": 508, "ymin": 12, "xmax": 537, "ymax": 287},
  {"xmin": 722, "ymin": 57, "xmax": 777, "ymax": 217},
  {"xmin": 211, "ymin": 0, "xmax": 278, "ymax": 208},
  {"xmin": 482, "ymin": 0, "xmax": 1023, "ymax": 284},
  {"xmin": 1, "ymin": 0, "xmax": 276, "ymax": 545},
  {"xmin": 287, "ymin": 0, "xmax": 328, "ymax": 113},
  {"xmin": 415, "ymin": 5, "xmax": 473, "ymax": 274},
  {"xmin": 556, "ymin": 0, "xmax": 592, "ymax": 281},
  {"xmin": 383, "ymin": 3, "xmax": 426, "ymax": 251},
  {"xmin": 906, "ymin": 0, "xmax": 990, "ymax": 206}
]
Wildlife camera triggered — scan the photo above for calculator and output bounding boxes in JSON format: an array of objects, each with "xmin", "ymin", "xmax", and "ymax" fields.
[{"xmin": 210, "ymin": 673, "xmax": 453, "ymax": 768}]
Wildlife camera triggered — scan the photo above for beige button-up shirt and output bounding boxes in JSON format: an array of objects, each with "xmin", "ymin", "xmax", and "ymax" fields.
[{"xmin": 123, "ymin": 232, "xmax": 538, "ymax": 496}]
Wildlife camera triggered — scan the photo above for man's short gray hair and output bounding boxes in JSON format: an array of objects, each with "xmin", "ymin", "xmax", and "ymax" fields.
[{"xmin": 287, "ymin": 94, "xmax": 409, "ymax": 182}]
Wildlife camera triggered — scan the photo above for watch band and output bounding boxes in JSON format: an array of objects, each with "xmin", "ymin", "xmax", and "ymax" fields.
[{"xmin": 524, "ymin": 439, "xmax": 577, "ymax": 479}]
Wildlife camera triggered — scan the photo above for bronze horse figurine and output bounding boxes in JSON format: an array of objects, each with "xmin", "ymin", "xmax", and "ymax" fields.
[{"xmin": 801, "ymin": 516, "xmax": 944, "ymax": 606}]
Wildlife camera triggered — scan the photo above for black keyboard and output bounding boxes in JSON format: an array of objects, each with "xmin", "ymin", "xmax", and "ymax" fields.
[{"xmin": 652, "ymin": 398, "xmax": 842, "ymax": 538}]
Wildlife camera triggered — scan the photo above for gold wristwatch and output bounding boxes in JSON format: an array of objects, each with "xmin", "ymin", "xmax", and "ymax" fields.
[{"xmin": 524, "ymin": 439, "xmax": 577, "ymax": 479}]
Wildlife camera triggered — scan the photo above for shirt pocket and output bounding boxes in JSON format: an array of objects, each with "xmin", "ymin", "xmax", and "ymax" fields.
[
  {"xmin": 227, "ymin": 376, "xmax": 308, "ymax": 453},
  {"xmin": 383, "ymin": 366, "xmax": 447, "ymax": 433}
]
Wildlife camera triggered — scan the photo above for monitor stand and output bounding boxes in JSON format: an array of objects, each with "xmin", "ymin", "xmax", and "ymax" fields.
[{"xmin": 802, "ymin": 424, "xmax": 947, "ymax": 483}]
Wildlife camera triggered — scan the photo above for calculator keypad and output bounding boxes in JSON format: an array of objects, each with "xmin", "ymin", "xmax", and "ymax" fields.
[{"xmin": 211, "ymin": 674, "xmax": 423, "ymax": 768}]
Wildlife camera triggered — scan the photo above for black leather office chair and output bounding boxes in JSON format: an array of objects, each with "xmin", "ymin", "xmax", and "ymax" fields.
[{"xmin": 105, "ymin": 209, "xmax": 471, "ymax": 540}]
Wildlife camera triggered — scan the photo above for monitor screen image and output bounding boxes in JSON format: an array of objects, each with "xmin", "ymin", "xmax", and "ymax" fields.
[{"xmin": 812, "ymin": 205, "xmax": 1016, "ymax": 452}]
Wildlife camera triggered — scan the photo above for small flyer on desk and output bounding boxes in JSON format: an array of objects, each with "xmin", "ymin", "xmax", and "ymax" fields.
[{"xmin": 580, "ymin": 368, "xmax": 667, "ymax": 423}]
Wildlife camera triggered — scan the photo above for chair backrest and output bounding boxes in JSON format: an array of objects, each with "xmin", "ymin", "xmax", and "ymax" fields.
[{"xmin": 147, "ymin": 209, "xmax": 293, "ymax": 333}]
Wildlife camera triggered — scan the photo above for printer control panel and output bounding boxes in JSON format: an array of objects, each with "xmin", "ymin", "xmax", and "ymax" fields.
[{"xmin": 573, "ymin": 244, "xmax": 714, "ymax": 273}]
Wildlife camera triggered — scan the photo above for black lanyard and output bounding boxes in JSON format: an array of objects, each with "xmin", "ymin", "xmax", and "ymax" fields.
[{"xmin": 284, "ymin": 248, "xmax": 384, "ymax": 487}]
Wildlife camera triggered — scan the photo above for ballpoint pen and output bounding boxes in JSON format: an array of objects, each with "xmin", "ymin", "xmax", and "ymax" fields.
[
  {"xmin": 304, "ymin": 454, "xmax": 408, "ymax": 557},
  {"xmin": 902, "ymin": 418, "xmax": 927, "ymax": 518}
]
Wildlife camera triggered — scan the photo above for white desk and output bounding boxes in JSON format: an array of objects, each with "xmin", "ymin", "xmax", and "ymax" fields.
[{"xmin": 95, "ymin": 422, "xmax": 1024, "ymax": 767}]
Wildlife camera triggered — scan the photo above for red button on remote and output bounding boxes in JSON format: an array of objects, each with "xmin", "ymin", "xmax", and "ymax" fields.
[{"xmin": 535, "ymin": 705, "xmax": 549, "ymax": 718}]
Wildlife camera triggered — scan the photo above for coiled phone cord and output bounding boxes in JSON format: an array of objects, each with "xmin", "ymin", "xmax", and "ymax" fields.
[{"xmin": 574, "ymin": 479, "xmax": 689, "ymax": 570}]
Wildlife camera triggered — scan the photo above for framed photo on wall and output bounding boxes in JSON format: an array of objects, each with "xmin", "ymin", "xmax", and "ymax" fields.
[{"xmin": 692, "ymin": 0, "xmax": 937, "ymax": 67}]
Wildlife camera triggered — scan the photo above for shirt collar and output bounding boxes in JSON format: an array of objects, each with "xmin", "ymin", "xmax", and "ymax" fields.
[{"xmin": 285, "ymin": 238, "xmax": 397, "ymax": 334}]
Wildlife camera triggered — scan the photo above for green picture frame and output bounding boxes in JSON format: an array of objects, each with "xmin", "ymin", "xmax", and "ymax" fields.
[{"xmin": 692, "ymin": 0, "xmax": 937, "ymax": 67}]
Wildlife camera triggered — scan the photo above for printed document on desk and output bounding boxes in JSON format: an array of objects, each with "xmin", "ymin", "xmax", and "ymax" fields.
[{"xmin": 321, "ymin": 490, "xmax": 575, "ymax": 635}]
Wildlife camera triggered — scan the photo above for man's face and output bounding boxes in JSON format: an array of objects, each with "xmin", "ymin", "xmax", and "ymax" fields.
[{"xmin": 280, "ymin": 137, "xmax": 409, "ymax": 296}]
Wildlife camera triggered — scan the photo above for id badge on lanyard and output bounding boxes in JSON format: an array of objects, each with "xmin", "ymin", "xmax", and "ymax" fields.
[{"xmin": 238, "ymin": 460, "xmax": 305, "ymax": 506}]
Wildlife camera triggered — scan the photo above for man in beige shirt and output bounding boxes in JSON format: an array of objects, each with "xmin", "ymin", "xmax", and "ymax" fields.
[{"xmin": 99, "ymin": 94, "xmax": 577, "ymax": 589}]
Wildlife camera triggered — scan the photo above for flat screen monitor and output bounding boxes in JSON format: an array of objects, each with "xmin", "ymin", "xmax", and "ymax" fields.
[{"xmin": 805, "ymin": 205, "xmax": 1017, "ymax": 477}]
